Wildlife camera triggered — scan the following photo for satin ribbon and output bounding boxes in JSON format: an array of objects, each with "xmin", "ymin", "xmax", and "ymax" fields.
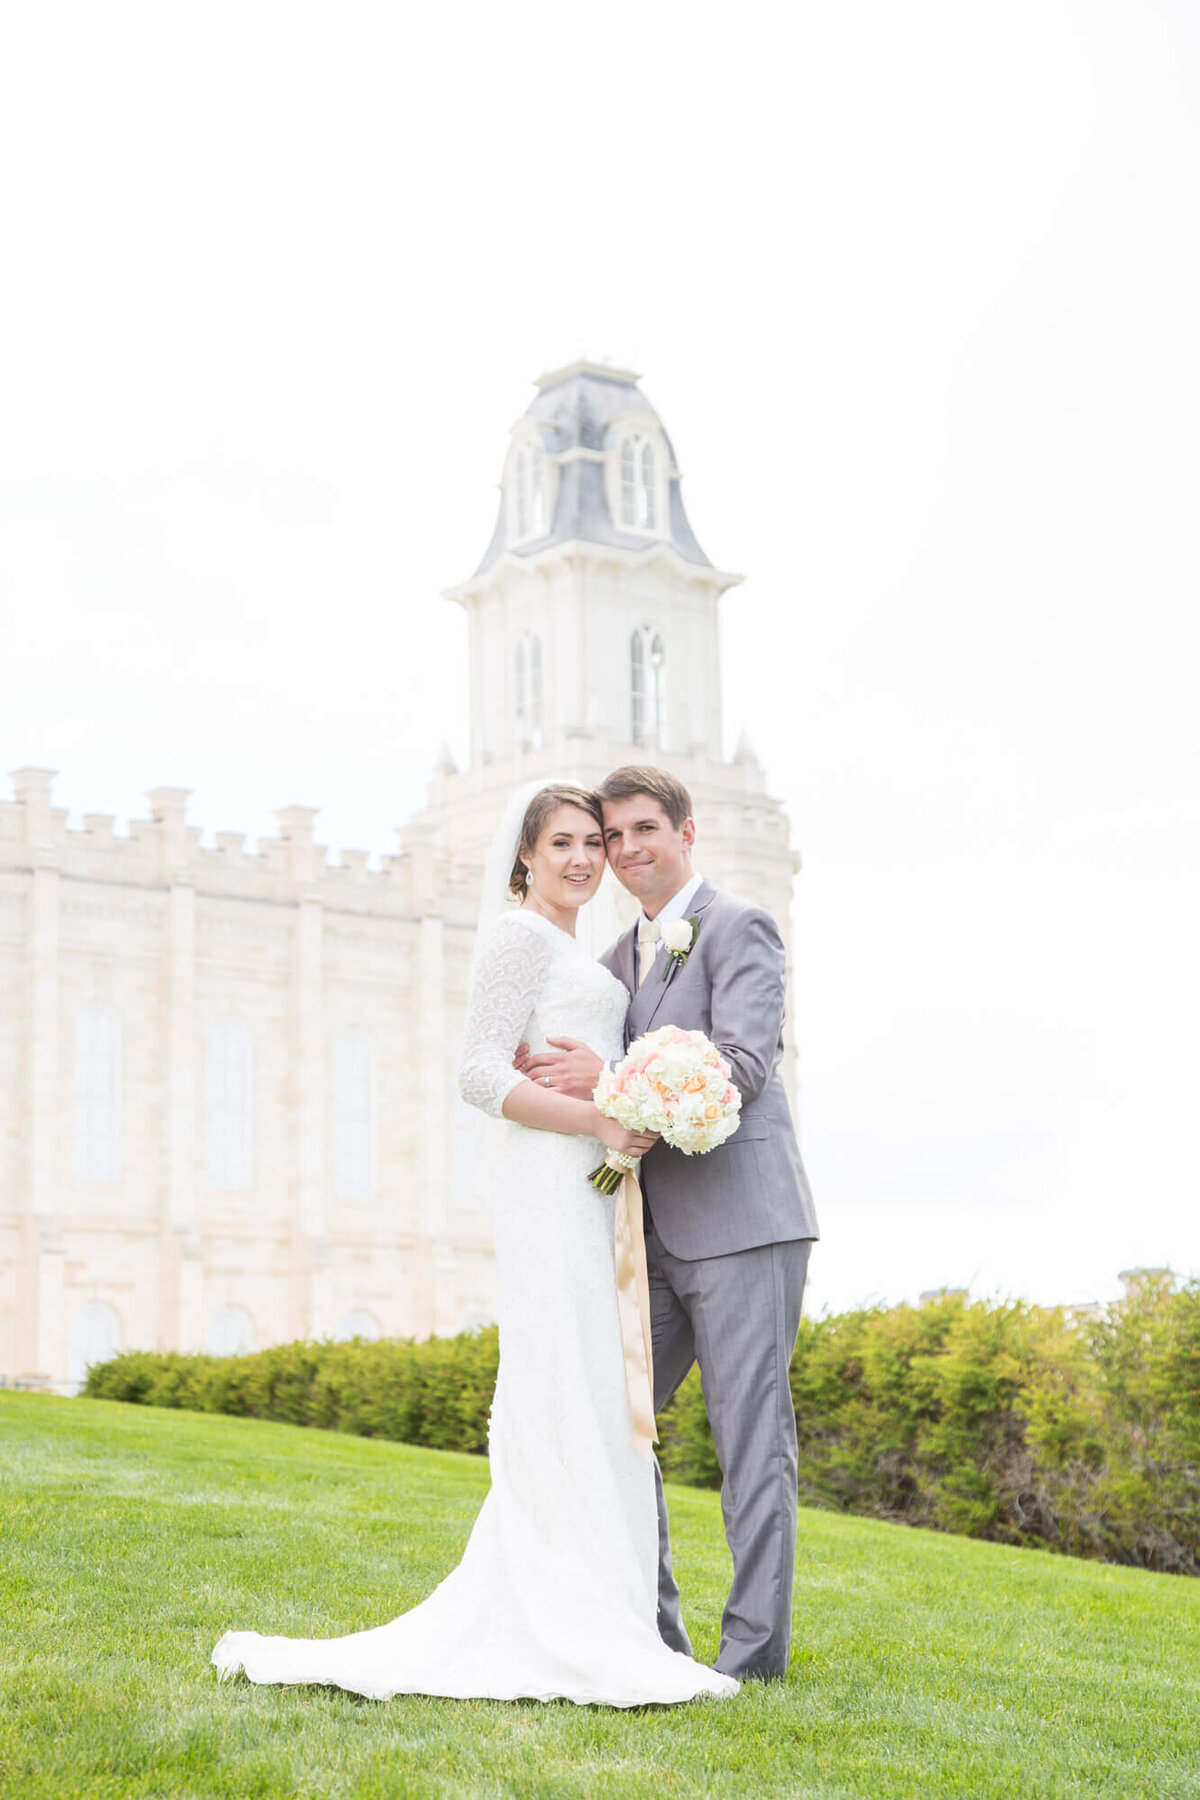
[{"xmin": 612, "ymin": 1168, "xmax": 658, "ymax": 1459}]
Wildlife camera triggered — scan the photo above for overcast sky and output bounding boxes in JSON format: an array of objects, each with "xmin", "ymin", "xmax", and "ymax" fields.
[{"xmin": 2, "ymin": 1, "xmax": 1197, "ymax": 1315}]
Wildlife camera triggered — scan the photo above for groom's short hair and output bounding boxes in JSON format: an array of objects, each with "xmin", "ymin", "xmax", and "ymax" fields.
[{"xmin": 596, "ymin": 765, "xmax": 693, "ymax": 830}]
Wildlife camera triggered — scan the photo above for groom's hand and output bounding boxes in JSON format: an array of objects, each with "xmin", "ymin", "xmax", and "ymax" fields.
[{"xmin": 519, "ymin": 1037, "xmax": 604, "ymax": 1100}]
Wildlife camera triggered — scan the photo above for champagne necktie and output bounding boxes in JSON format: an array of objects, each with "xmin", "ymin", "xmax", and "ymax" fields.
[{"xmin": 637, "ymin": 920, "xmax": 661, "ymax": 989}]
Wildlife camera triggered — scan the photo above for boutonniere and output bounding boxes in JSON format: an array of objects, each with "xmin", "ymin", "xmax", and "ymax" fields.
[{"xmin": 660, "ymin": 914, "xmax": 700, "ymax": 981}]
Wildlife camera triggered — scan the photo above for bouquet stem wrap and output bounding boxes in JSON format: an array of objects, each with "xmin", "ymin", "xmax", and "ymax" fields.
[
  {"xmin": 610, "ymin": 1164, "xmax": 657, "ymax": 1461},
  {"xmin": 590, "ymin": 1027, "xmax": 743, "ymax": 1457},
  {"xmin": 588, "ymin": 1150, "xmax": 656, "ymax": 1457}
]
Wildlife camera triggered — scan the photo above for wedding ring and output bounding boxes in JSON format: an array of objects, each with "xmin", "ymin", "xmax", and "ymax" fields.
[{"xmin": 543, "ymin": 1076, "xmax": 552, "ymax": 1087}]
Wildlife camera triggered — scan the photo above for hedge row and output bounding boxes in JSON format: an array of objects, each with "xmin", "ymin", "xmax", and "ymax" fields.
[
  {"xmin": 84, "ymin": 1329, "xmax": 501, "ymax": 1454},
  {"xmin": 84, "ymin": 1274, "xmax": 1200, "ymax": 1574}
]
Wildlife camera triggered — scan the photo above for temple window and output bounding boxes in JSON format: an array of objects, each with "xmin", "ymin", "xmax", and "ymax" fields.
[
  {"xmin": 615, "ymin": 431, "xmax": 664, "ymax": 534},
  {"xmin": 334, "ymin": 1027, "xmax": 377, "ymax": 1200},
  {"xmin": 515, "ymin": 632, "xmax": 544, "ymax": 745},
  {"xmin": 511, "ymin": 438, "xmax": 548, "ymax": 544},
  {"xmin": 73, "ymin": 1006, "xmax": 122, "ymax": 1182},
  {"xmin": 630, "ymin": 627, "xmax": 666, "ymax": 748},
  {"xmin": 207, "ymin": 1018, "xmax": 253, "ymax": 1189}
]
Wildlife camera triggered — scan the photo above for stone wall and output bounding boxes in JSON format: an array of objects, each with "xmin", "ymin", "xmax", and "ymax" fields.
[{"xmin": 0, "ymin": 770, "xmax": 490, "ymax": 1391}]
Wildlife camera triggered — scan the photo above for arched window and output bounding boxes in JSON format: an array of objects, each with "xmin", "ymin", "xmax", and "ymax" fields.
[
  {"xmin": 515, "ymin": 632, "xmax": 544, "ymax": 745},
  {"xmin": 334, "ymin": 1308, "xmax": 381, "ymax": 1342},
  {"xmin": 207, "ymin": 1018, "xmax": 253, "ymax": 1189},
  {"xmin": 514, "ymin": 446, "xmax": 530, "ymax": 540},
  {"xmin": 640, "ymin": 440, "xmax": 657, "ymax": 530},
  {"xmin": 630, "ymin": 627, "xmax": 666, "ymax": 749},
  {"xmin": 530, "ymin": 634, "xmax": 543, "ymax": 731},
  {"xmin": 616, "ymin": 432, "xmax": 662, "ymax": 533},
  {"xmin": 208, "ymin": 1303, "xmax": 255, "ymax": 1357},
  {"xmin": 69, "ymin": 1299, "xmax": 120, "ymax": 1391},
  {"xmin": 334, "ymin": 1027, "xmax": 376, "ymax": 1199},
  {"xmin": 529, "ymin": 441, "xmax": 546, "ymax": 536},
  {"xmin": 73, "ymin": 1006, "xmax": 121, "ymax": 1182},
  {"xmin": 620, "ymin": 439, "xmax": 637, "ymax": 526},
  {"xmin": 630, "ymin": 629, "xmax": 644, "ymax": 739},
  {"xmin": 512, "ymin": 438, "xmax": 547, "ymax": 544}
]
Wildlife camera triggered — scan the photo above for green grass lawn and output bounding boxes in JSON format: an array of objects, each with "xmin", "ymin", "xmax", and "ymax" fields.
[{"xmin": 1, "ymin": 1394, "xmax": 1198, "ymax": 1800}]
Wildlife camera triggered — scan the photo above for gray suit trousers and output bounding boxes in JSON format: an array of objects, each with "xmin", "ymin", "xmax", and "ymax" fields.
[{"xmin": 647, "ymin": 1221, "xmax": 811, "ymax": 1682}]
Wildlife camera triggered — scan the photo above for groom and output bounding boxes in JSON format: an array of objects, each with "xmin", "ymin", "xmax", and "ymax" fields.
[{"xmin": 518, "ymin": 765, "xmax": 819, "ymax": 1682}]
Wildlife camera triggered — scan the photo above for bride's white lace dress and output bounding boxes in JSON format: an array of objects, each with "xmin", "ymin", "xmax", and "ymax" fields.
[{"xmin": 212, "ymin": 907, "xmax": 737, "ymax": 1706}]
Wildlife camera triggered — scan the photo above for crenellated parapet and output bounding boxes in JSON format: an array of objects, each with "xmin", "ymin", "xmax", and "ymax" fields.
[{"xmin": 0, "ymin": 769, "xmax": 470, "ymax": 919}]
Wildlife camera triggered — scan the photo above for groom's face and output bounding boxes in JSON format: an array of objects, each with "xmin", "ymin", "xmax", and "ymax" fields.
[{"xmin": 601, "ymin": 794, "xmax": 695, "ymax": 916}]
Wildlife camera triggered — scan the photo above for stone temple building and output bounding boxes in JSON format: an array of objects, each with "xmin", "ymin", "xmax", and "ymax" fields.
[{"xmin": 0, "ymin": 360, "xmax": 800, "ymax": 1392}]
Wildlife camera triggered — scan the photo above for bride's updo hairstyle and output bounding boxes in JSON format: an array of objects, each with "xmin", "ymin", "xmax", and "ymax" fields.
[{"xmin": 509, "ymin": 785, "xmax": 604, "ymax": 899}]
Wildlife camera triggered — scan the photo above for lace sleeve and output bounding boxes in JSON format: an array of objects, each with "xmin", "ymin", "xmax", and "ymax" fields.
[{"xmin": 458, "ymin": 915, "xmax": 553, "ymax": 1119}]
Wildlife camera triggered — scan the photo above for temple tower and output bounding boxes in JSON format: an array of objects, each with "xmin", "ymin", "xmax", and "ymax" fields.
[{"xmin": 409, "ymin": 359, "xmax": 801, "ymax": 1041}]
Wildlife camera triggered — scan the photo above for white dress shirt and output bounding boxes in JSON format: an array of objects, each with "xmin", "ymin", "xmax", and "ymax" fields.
[{"xmin": 634, "ymin": 871, "xmax": 705, "ymax": 986}]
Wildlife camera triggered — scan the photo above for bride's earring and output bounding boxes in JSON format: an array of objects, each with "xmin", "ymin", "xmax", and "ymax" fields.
[{"xmin": 525, "ymin": 870, "xmax": 533, "ymax": 887}]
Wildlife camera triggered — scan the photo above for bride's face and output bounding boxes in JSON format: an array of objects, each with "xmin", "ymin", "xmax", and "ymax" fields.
[{"xmin": 526, "ymin": 805, "xmax": 605, "ymax": 909}]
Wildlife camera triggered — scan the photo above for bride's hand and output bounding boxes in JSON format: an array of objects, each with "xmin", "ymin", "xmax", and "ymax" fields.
[{"xmin": 596, "ymin": 1116, "xmax": 659, "ymax": 1158}]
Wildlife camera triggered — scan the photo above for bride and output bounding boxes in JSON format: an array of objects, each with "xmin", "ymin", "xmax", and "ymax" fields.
[{"xmin": 211, "ymin": 782, "xmax": 738, "ymax": 1707}]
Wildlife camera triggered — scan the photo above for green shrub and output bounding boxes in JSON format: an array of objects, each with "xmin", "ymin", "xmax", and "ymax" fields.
[
  {"xmin": 83, "ymin": 1282, "xmax": 1200, "ymax": 1575},
  {"xmin": 84, "ymin": 1329, "xmax": 500, "ymax": 1456}
]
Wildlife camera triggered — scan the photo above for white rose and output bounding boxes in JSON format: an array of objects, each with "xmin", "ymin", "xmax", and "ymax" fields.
[{"xmin": 660, "ymin": 919, "xmax": 694, "ymax": 955}]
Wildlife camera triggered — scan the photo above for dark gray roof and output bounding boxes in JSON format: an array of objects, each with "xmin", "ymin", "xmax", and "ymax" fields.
[{"xmin": 471, "ymin": 361, "xmax": 714, "ymax": 577}]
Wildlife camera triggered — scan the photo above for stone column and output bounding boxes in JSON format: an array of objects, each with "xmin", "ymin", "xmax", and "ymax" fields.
[
  {"xmin": 417, "ymin": 912, "xmax": 458, "ymax": 1336},
  {"xmin": 163, "ymin": 881, "xmax": 203, "ymax": 1350},
  {"xmin": 278, "ymin": 807, "xmax": 331, "ymax": 1339},
  {"xmin": 145, "ymin": 789, "xmax": 205, "ymax": 1353},
  {"xmin": 12, "ymin": 769, "xmax": 66, "ymax": 1387}
]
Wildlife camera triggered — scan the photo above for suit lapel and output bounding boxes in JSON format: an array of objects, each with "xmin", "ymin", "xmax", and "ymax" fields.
[
  {"xmin": 629, "ymin": 881, "xmax": 717, "ymax": 1037},
  {"xmin": 615, "ymin": 923, "xmax": 637, "ymax": 998},
  {"xmin": 611, "ymin": 924, "xmax": 638, "ymax": 1047}
]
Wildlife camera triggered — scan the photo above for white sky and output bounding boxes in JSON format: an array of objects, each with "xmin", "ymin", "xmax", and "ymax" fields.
[{"xmin": 2, "ymin": 1, "xmax": 1198, "ymax": 1314}]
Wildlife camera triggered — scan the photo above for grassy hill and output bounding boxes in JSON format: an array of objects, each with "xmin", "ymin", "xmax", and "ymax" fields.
[{"xmin": 1, "ymin": 1393, "xmax": 1198, "ymax": 1799}]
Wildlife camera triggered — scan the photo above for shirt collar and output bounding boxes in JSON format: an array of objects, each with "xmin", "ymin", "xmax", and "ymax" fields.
[{"xmin": 638, "ymin": 871, "xmax": 704, "ymax": 936}]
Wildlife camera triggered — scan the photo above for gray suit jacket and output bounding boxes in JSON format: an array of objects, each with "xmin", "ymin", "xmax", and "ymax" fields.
[{"xmin": 600, "ymin": 881, "xmax": 819, "ymax": 1261}]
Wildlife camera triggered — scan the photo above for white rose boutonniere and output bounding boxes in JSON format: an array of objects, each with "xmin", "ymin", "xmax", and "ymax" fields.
[{"xmin": 660, "ymin": 914, "xmax": 700, "ymax": 981}]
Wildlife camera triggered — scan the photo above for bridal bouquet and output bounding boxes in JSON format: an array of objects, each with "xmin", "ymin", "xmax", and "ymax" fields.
[{"xmin": 588, "ymin": 1025, "xmax": 742, "ymax": 1193}]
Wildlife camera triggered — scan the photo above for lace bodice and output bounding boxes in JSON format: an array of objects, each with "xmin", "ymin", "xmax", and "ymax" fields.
[{"xmin": 458, "ymin": 909, "xmax": 628, "ymax": 1120}]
